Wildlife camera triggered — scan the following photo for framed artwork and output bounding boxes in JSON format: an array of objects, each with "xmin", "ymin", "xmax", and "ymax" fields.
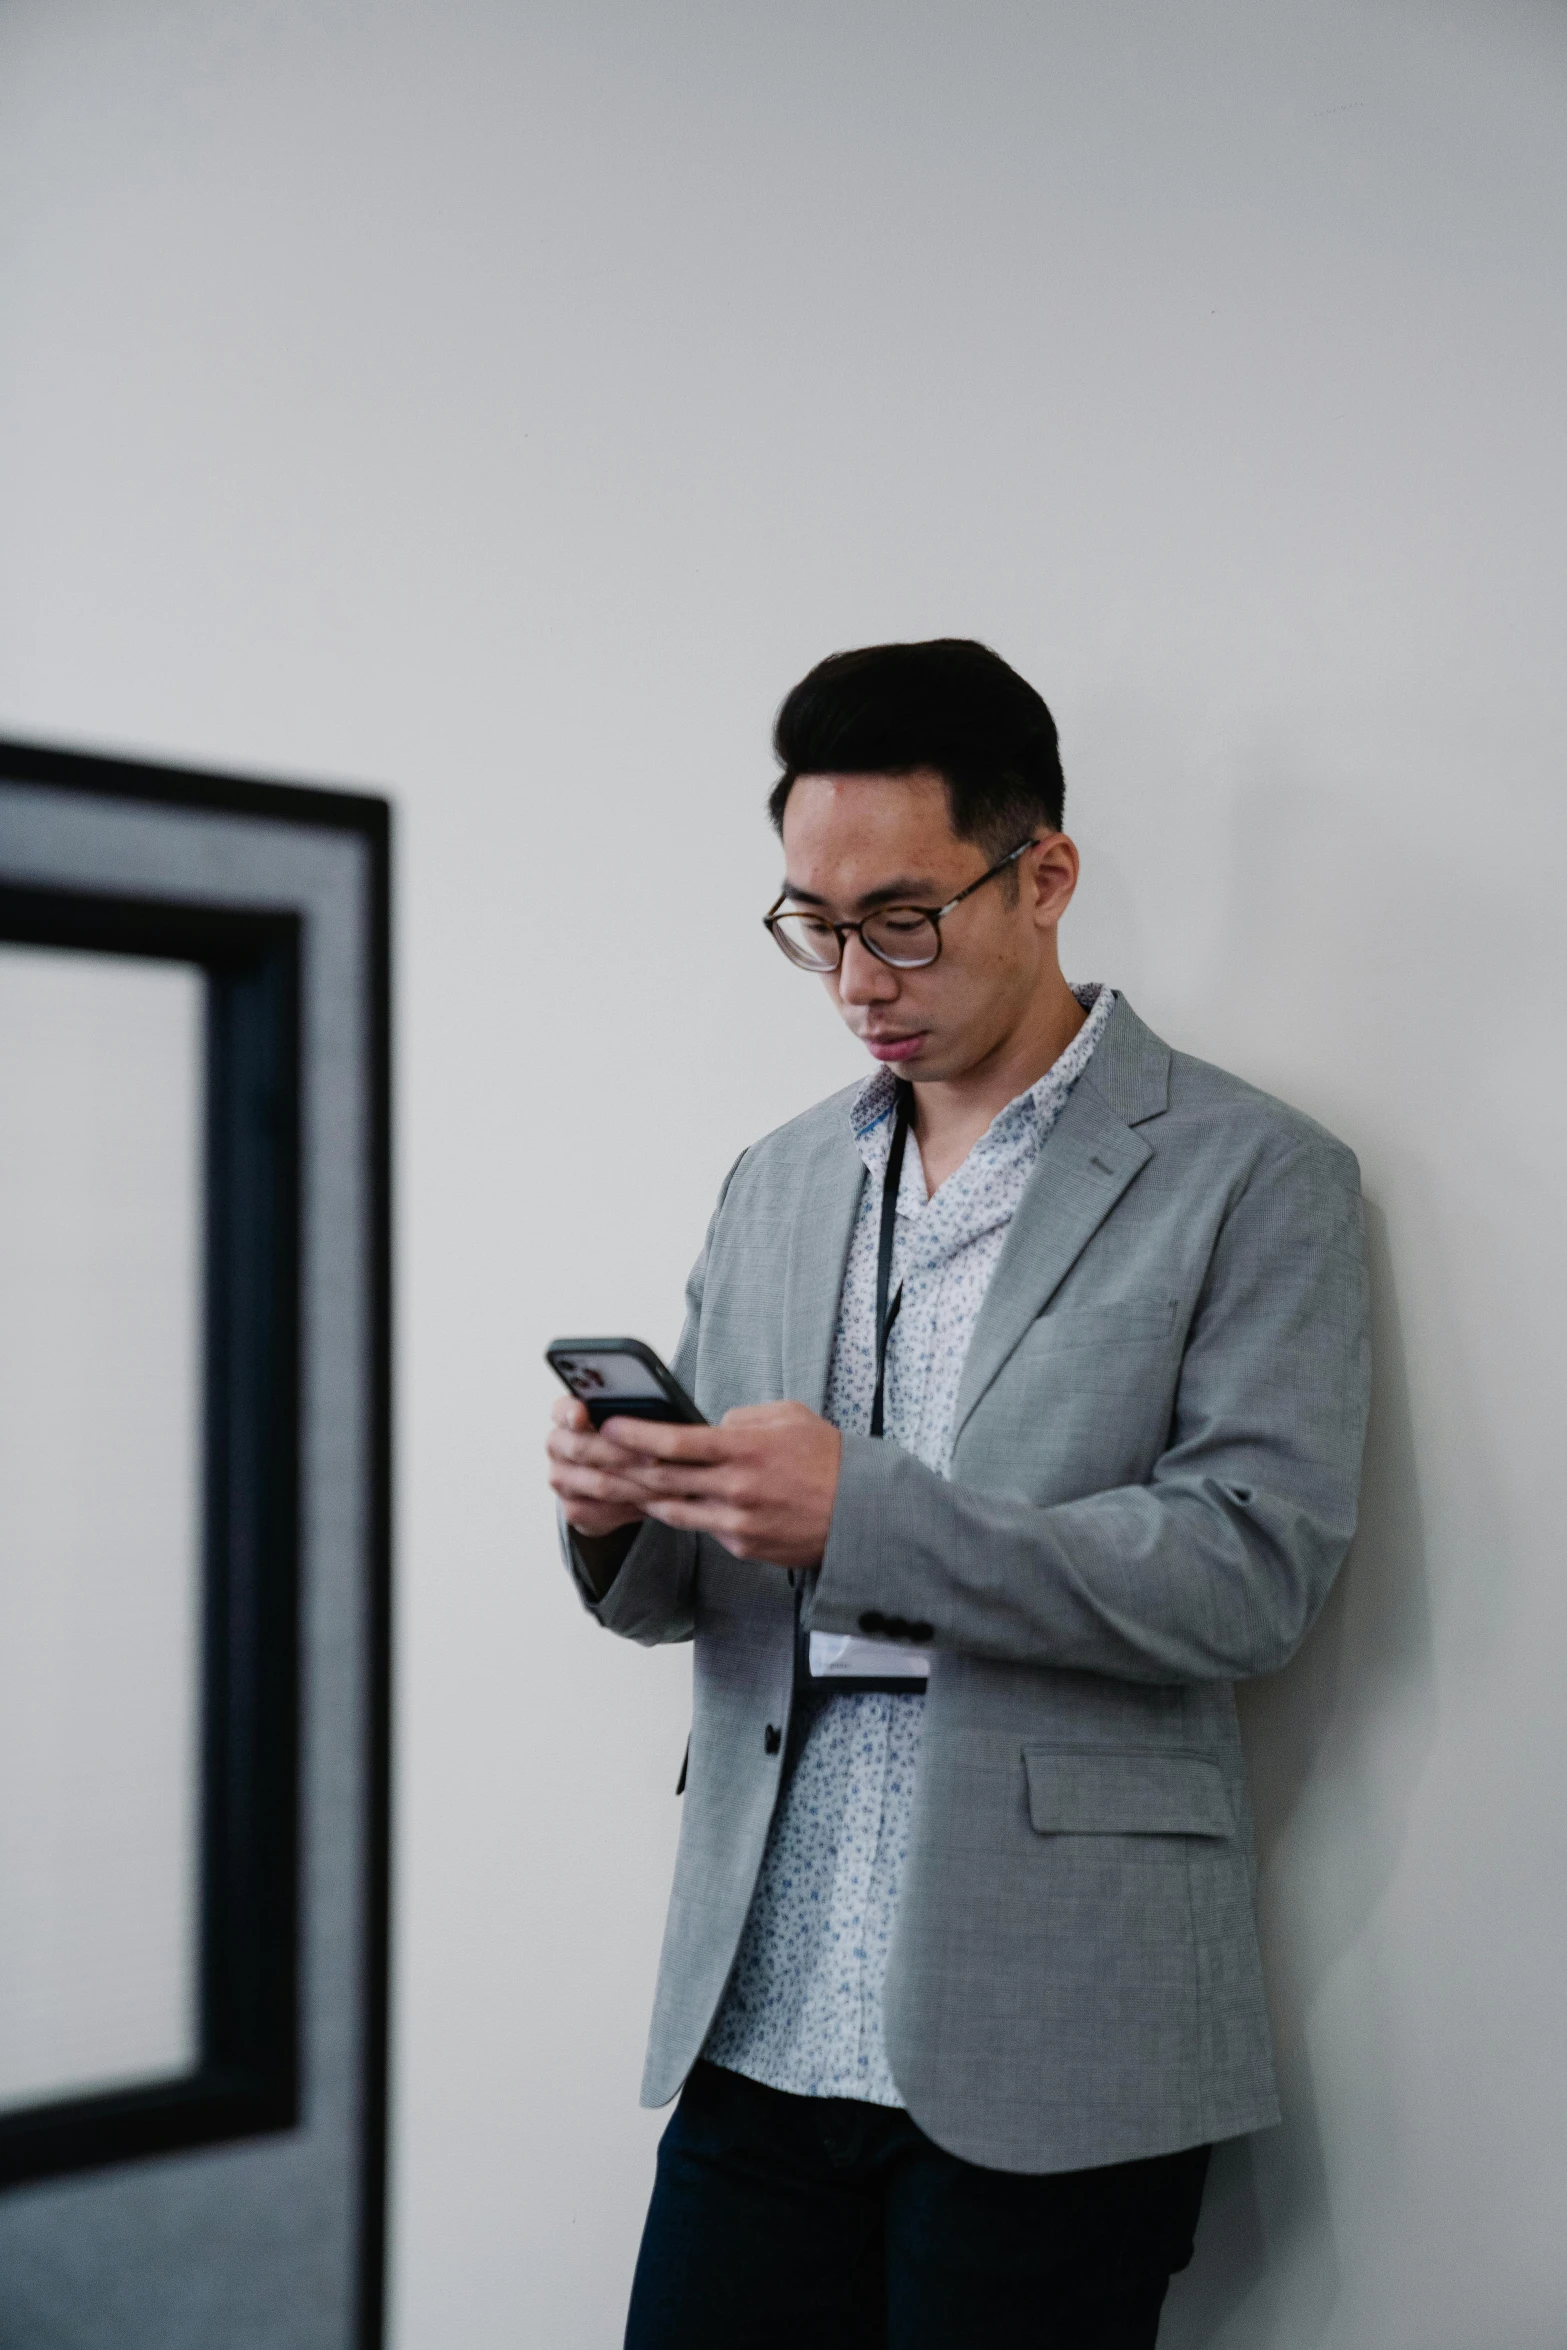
[{"xmin": 0, "ymin": 740, "xmax": 391, "ymax": 2350}]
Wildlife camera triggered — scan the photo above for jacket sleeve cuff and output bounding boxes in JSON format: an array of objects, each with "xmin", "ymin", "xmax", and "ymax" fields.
[
  {"xmin": 806, "ymin": 1433, "xmax": 932, "ymax": 1636},
  {"xmin": 558, "ymin": 1506, "xmax": 698, "ymax": 1645},
  {"xmin": 559, "ymin": 1511, "xmax": 641, "ymax": 1609}
]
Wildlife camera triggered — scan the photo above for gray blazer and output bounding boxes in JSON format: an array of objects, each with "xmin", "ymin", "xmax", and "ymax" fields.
[{"xmin": 567, "ymin": 996, "xmax": 1370, "ymax": 2173}]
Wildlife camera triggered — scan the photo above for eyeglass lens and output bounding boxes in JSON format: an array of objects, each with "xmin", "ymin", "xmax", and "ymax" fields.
[{"xmin": 770, "ymin": 909, "xmax": 941, "ymax": 971}]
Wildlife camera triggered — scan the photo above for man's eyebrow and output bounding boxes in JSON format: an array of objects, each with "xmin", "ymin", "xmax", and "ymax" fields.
[{"xmin": 780, "ymin": 875, "xmax": 941, "ymax": 912}]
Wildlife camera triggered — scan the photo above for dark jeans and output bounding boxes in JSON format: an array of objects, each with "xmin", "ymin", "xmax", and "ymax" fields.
[{"xmin": 625, "ymin": 2061, "xmax": 1210, "ymax": 2350}]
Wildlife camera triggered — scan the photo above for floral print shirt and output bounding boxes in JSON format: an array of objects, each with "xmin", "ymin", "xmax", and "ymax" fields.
[{"xmin": 703, "ymin": 982, "xmax": 1116, "ymax": 2104}]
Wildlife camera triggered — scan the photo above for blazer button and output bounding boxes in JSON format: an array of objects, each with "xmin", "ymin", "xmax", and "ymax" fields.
[
  {"xmin": 763, "ymin": 1724, "xmax": 782, "ymax": 1755},
  {"xmin": 909, "ymin": 1622, "xmax": 934, "ymax": 1644},
  {"xmin": 859, "ymin": 1610, "xmax": 887, "ymax": 1634}
]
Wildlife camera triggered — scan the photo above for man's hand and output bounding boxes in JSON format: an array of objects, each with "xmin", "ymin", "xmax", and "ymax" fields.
[
  {"xmin": 596, "ymin": 1401, "xmax": 843, "ymax": 1569},
  {"xmin": 546, "ymin": 1395, "xmax": 651, "ymax": 1537}
]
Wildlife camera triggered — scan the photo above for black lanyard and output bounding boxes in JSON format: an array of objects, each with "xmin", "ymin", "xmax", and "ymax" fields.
[
  {"xmin": 870, "ymin": 1081, "xmax": 912, "ymax": 1440},
  {"xmin": 794, "ymin": 1081, "xmax": 919, "ymax": 1702}
]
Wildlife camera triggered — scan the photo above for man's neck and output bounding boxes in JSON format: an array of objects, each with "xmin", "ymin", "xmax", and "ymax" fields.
[{"xmin": 910, "ymin": 976, "xmax": 1090, "ymax": 1195}]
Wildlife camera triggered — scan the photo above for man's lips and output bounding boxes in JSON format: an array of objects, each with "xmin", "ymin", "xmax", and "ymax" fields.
[{"xmin": 863, "ymin": 1032, "xmax": 927, "ymax": 1062}]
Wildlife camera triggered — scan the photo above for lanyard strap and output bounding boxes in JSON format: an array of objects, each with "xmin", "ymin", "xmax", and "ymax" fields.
[
  {"xmin": 794, "ymin": 1079, "xmax": 919, "ymax": 1700},
  {"xmin": 869, "ymin": 1082, "xmax": 912, "ymax": 1440}
]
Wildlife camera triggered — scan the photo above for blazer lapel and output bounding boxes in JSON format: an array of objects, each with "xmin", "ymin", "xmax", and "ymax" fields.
[
  {"xmin": 782, "ymin": 1132, "xmax": 867, "ymax": 1411},
  {"xmin": 951, "ymin": 1002, "xmax": 1166, "ymax": 1441}
]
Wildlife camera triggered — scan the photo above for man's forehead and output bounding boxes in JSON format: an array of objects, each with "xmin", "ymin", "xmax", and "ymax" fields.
[
  {"xmin": 782, "ymin": 773, "xmax": 954, "ymax": 848},
  {"xmin": 783, "ymin": 767, "xmax": 949, "ymax": 812},
  {"xmin": 778, "ymin": 770, "xmax": 970, "ymax": 902}
]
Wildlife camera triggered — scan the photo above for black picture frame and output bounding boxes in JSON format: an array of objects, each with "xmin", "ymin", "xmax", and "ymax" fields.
[
  {"xmin": 0, "ymin": 878, "xmax": 304, "ymax": 2186},
  {"xmin": 0, "ymin": 741, "xmax": 391, "ymax": 2350}
]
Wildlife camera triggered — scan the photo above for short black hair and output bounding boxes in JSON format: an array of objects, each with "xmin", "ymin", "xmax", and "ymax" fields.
[{"xmin": 768, "ymin": 638, "xmax": 1064, "ymax": 854}]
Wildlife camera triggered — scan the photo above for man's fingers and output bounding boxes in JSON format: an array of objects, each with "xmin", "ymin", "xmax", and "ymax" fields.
[
  {"xmin": 548, "ymin": 1419, "xmax": 655, "ymax": 1473},
  {"xmin": 551, "ymin": 1395, "xmax": 831, "ymax": 1569},
  {"xmin": 546, "ymin": 1415, "xmax": 729, "ymax": 1505},
  {"xmin": 612, "ymin": 1458, "xmax": 747, "ymax": 1502},
  {"xmin": 546, "ymin": 1421, "xmax": 661, "ymax": 1493},
  {"xmin": 549, "ymin": 1459, "xmax": 655, "ymax": 1507},
  {"xmin": 643, "ymin": 1497, "xmax": 755, "ymax": 1546},
  {"xmin": 599, "ymin": 1415, "xmax": 733, "ymax": 1464}
]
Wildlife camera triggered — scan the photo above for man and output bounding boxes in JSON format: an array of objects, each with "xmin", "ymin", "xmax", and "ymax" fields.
[{"xmin": 546, "ymin": 639, "xmax": 1370, "ymax": 2349}]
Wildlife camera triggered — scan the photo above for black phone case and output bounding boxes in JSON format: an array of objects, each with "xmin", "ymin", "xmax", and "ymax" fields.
[{"xmin": 545, "ymin": 1335, "xmax": 707, "ymax": 1427}]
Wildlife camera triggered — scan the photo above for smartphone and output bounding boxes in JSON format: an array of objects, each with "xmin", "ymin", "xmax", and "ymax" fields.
[{"xmin": 545, "ymin": 1336, "xmax": 707, "ymax": 1428}]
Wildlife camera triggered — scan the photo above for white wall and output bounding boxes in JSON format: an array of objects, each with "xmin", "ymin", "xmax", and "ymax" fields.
[{"xmin": 0, "ymin": 3, "xmax": 1563, "ymax": 2343}]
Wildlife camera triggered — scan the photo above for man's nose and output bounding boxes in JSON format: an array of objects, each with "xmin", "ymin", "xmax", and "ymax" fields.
[{"xmin": 837, "ymin": 932, "xmax": 899, "ymax": 1003}]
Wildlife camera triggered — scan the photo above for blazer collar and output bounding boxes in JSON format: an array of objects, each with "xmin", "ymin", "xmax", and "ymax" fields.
[
  {"xmin": 1080, "ymin": 990, "xmax": 1171, "ymax": 1127},
  {"xmin": 950, "ymin": 995, "xmax": 1170, "ymax": 1439},
  {"xmin": 781, "ymin": 1122, "xmax": 866, "ymax": 1412}
]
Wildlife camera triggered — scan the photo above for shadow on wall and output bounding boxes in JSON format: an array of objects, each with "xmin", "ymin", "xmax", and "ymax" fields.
[{"xmin": 1161, "ymin": 1201, "xmax": 1435, "ymax": 2350}]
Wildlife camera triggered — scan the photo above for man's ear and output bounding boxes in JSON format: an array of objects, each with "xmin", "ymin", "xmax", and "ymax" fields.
[{"xmin": 1029, "ymin": 832, "xmax": 1079, "ymax": 925}]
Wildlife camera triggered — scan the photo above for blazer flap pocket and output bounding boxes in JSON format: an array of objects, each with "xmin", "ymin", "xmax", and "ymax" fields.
[
  {"xmin": 1023, "ymin": 1748, "xmax": 1234, "ymax": 1838},
  {"xmin": 1031, "ymin": 1297, "xmax": 1179, "ymax": 1347}
]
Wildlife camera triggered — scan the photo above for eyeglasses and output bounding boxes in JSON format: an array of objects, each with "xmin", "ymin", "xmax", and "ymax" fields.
[{"xmin": 763, "ymin": 837, "xmax": 1039, "ymax": 973}]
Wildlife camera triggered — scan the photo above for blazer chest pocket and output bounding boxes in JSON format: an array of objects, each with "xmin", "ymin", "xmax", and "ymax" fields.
[
  {"xmin": 1023, "ymin": 1747, "xmax": 1233, "ymax": 1839},
  {"xmin": 1030, "ymin": 1296, "xmax": 1179, "ymax": 1349},
  {"xmin": 982, "ymin": 1298, "xmax": 1182, "ymax": 1454}
]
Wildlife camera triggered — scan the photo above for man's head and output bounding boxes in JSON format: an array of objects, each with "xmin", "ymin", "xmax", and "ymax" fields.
[
  {"xmin": 769, "ymin": 638, "xmax": 1064, "ymax": 858},
  {"xmin": 765, "ymin": 640, "xmax": 1080, "ymax": 1088}
]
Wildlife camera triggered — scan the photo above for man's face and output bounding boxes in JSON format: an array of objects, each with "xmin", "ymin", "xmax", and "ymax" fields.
[{"xmin": 777, "ymin": 769, "xmax": 1073, "ymax": 1084}]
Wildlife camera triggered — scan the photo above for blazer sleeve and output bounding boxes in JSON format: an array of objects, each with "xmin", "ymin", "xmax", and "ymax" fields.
[
  {"xmin": 559, "ymin": 1149, "xmax": 747, "ymax": 1647},
  {"xmin": 806, "ymin": 1131, "xmax": 1371, "ymax": 1685}
]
